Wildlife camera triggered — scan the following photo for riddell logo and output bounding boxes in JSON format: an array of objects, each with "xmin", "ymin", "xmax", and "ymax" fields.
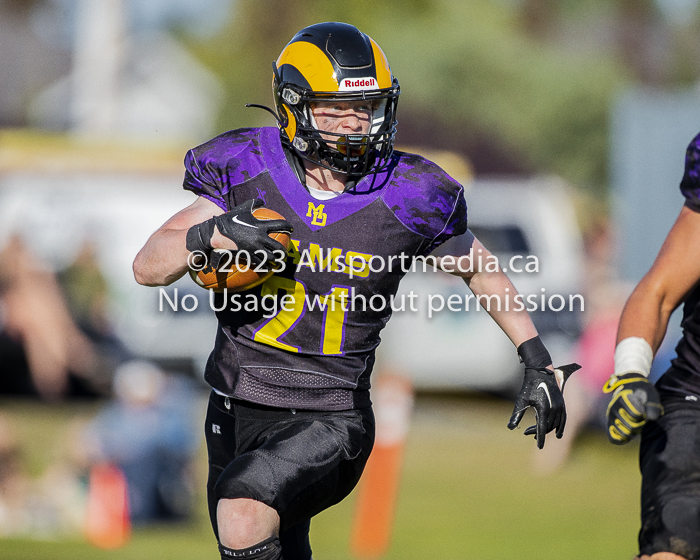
[{"xmin": 339, "ymin": 77, "xmax": 378, "ymax": 91}]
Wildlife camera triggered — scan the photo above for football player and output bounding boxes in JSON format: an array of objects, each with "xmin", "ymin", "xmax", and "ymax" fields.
[
  {"xmin": 604, "ymin": 132, "xmax": 700, "ymax": 560},
  {"xmin": 134, "ymin": 22, "xmax": 576, "ymax": 560}
]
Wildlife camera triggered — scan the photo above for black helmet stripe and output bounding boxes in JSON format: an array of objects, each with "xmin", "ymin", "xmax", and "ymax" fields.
[
  {"xmin": 288, "ymin": 22, "xmax": 374, "ymax": 68},
  {"xmin": 278, "ymin": 64, "xmax": 311, "ymax": 91}
]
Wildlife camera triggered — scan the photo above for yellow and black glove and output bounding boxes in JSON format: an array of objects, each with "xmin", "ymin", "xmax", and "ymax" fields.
[{"xmin": 603, "ymin": 373, "xmax": 664, "ymax": 445}]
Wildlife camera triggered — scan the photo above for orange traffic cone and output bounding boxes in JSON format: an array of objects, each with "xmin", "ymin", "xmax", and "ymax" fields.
[
  {"xmin": 84, "ymin": 463, "xmax": 131, "ymax": 549},
  {"xmin": 350, "ymin": 374, "xmax": 414, "ymax": 559}
]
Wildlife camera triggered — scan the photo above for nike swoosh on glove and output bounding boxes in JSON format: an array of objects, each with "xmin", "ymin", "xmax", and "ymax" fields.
[
  {"xmin": 214, "ymin": 199, "xmax": 293, "ymax": 267},
  {"xmin": 508, "ymin": 363, "xmax": 581, "ymax": 449},
  {"xmin": 603, "ymin": 373, "xmax": 663, "ymax": 445}
]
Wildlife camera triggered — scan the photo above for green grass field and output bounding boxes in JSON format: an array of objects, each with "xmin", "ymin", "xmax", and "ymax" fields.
[{"xmin": 0, "ymin": 394, "xmax": 640, "ymax": 560}]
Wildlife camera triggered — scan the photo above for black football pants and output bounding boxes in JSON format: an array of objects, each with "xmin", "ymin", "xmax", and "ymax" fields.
[{"xmin": 205, "ymin": 392, "xmax": 375, "ymax": 560}]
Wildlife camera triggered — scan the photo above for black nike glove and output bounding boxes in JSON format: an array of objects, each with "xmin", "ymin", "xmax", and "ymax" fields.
[
  {"xmin": 508, "ymin": 364, "xmax": 580, "ymax": 449},
  {"xmin": 507, "ymin": 336, "xmax": 580, "ymax": 449},
  {"xmin": 186, "ymin": 199, "xmax": 292, "ymax": 268},
  {"xmin": 603, "ymin": 373, "xmax": 663, "ymax": 445}
]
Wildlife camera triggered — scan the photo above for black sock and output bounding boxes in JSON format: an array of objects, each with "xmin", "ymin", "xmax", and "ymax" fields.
[{"xmin": 219, "ymin": 536, "xmax": 283, "ymax": 559}]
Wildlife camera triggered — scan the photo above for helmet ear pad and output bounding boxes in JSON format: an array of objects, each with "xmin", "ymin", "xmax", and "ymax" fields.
[
  {"xmin": 281, "ymin": 105, "xmax": 297, "ymax": 143},
  {"xmin": 274, "ymin": 67, "xmax": 310, "ymax": 144}
]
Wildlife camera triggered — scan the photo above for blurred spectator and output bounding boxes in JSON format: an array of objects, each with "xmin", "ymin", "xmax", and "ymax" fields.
[
  {"xmin": 0, "ymin": 236, "xmax": 133, "ymax": 400},
  {"xmin": 0, "ymin": 235, "xmax": 104, "ymax": 400},
  {"xmin": 57, "ymin": 241, "xmax": 133, "ymax": 379},
  {"xmin": 58, "ymin": 242, "xmax": 111, "ymax": 338},
  {"xmin": 82, "ymin": 361, "xmax": 203, "ymax": 524}
]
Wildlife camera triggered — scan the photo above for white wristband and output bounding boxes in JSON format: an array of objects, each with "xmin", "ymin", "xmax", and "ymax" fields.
[{"xmin": 614, "ymin": 337, "xmax": 653, "ymax": 378}]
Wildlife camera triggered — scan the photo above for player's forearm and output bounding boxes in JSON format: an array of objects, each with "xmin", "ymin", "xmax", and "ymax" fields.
[
  {"xmin": 617, "ymin": 206, "xmax": 700, "ymax": 352},
  {"xmin": 133, "ymin": 196, "xmax": 230, "ymax": 286},
  {"xmin": 133, "ymin": 228, "xmax": 191, "ymax": 286},
  {"xmin": 616, "ymin": 277, "xmax": 674, "ymax": 353},
  {"xmin": 465, "ymin": 269, "xmax": 540, "ymax": 350}
]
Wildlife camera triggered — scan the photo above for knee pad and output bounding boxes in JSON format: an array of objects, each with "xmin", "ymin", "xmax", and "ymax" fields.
[{"xmin": 219, "ymin": 536, "xmax": 283, "ymax": 559}]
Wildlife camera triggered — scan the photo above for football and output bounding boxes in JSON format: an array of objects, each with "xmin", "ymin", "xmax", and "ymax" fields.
[{"xmin": 189, "ymin": 207, "xmax": 291, "ymax": 293}]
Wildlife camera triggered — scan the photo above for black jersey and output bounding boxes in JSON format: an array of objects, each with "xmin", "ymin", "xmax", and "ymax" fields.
[
  {"xmin": 183, "ymin": 127, "xmax": 467, "ymax": 410},
  {"xmin": 656, "ymin": 132, "xmax": 700, "ymax": 404}
]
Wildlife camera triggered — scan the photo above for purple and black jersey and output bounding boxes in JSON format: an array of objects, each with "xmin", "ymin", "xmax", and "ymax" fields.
[
  {"xmin": 183, "ymin": 127, "xmax": 467, "ymax": 410},
  {"xmin": 656, "ymin": 132, "xmax": 700, "ymax": 405},
  {"xmin": 680, "ymin": 132, "xmax": 700, "ymax": 213}
]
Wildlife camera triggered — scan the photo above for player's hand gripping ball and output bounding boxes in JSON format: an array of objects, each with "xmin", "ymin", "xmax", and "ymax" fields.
[{"xmin": 189, "ymin": 206, "xmax": 291, "ymax": 293}]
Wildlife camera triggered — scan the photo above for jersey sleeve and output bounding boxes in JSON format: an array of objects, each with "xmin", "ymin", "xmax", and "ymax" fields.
[
  {"xmin": 384, "ymin": 152, "xmax": 469, "ymax": 255},
  {"xmin": 421, "ymin": 189, "xmax": 468, "ymax": 255},
  {"xmin": 183, "ymin": 148, "xmax": 228, "ymax": 211},
  {"xmin": 680, "ymin": 131, "xmax": 700, "ymax": 213},
  {"xmin": 181, "ymin": 128, "xmax": 269, "ymax": 212}
]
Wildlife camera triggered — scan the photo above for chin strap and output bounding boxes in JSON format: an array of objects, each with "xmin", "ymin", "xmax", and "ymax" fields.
[{"xmin": 245, "ymin": 103, "xmax": 286, "ymax": 128}]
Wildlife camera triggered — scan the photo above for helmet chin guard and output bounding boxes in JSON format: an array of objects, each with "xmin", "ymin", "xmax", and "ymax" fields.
[{"xmin": 258, "ymin": 22, "xmax": 400, "ymax": 177}]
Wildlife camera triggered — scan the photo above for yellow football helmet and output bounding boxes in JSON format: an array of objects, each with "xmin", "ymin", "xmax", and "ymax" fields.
[{"xmin": 269, "ymin": 22, "xmax": 400, "ymax": 176}]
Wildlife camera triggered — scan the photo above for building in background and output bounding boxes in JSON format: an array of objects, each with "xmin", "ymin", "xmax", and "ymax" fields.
[{"xmin": 0, "ymin": 0, "xmax": 229, "ymax": 143}]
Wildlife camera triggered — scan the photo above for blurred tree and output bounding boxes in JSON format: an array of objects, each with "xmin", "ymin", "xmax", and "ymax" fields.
[
  {"xmin": 184, "ymin": 0, "xmax": 433, "ymax": 132},
  {"xmin": 615, "ymin": 0, "xmax": 666, "ymax": 84},
  {"xmin": 186, "ymin": 0, "xmax": 700, "ymax": 195},
  {"xmin": 519, "ymin": 0, "xmax": 559, "ymax": 38},
  {"xmin": 365, "ymin": 0, "xmax": 626, "ymax": 193}
]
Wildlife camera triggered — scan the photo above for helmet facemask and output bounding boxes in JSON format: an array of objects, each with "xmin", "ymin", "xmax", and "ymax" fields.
[{"xmin": 276, "ymin": 81, "xmax": 400, "ymax": 177}]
